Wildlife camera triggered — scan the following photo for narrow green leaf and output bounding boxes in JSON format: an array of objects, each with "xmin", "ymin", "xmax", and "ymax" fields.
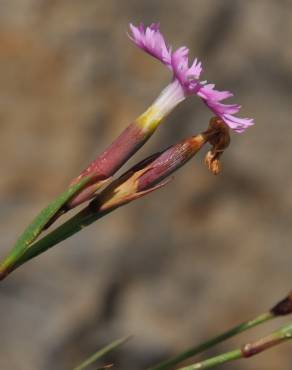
[
  {"xmin": 12, "ymin": 204, "xmax": 108, "ymax": 271},
  {"xmin": 148, "ymin": 312, "xmax": 274, "ymax": 370},
  {"xmin": 73, "ymin": 335, "xmax": 131, "ymax": 370},
  {"xmin": 0, "ymin": 176, "xmax": 91, "ymax": 275},
  {"xmin": 178, "ymin": 322, "xmax": 292, "ymax": 370}
]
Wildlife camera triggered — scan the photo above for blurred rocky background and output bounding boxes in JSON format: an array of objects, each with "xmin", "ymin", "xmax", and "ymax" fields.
[{"xmin": 0, "ymin": 0, "xmax": 292, "ymax": 369}]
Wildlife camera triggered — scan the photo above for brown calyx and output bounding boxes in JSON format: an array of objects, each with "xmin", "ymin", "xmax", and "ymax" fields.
[
  {"xmin": 271, "ymin": 291, "xmax": 292, "ymax": 316},
  {"xmin": 241, "ymin": 334, "xmax": 284, "ymax": 358},
  {"xmin": 203, "ymin": 117, "xmax": 230, "ymax": 175}
]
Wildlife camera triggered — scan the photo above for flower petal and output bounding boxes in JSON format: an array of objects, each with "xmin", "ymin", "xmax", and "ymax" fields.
[
  {"xmin": 171, "ymin": 47, "xmax": 203, "ymax": 94},
  {"xmin": 202, "ymin": 97, "xmax": 254, "ymax": 132},
  {"xmin": 129, "ymin": 23, "xmax": 171, "ymax": 66},
  {"xmin": 223, "ymin": 114, "xmax": 254, "ymax": 133},
  {"xmin": 198, "ymin": 84, "xmax": 234, "ymax": 101}
]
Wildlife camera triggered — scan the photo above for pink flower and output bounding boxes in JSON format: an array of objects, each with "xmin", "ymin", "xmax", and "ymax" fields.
[{"xmin": 129, "ymin": 23, "xmax": 254, "ymax": 133}]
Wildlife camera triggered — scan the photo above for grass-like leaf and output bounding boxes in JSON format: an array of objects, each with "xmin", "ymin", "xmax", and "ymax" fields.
[
  {"xmin": 148, "ymin": 312, "xmax": 274, "ymax": 370},
  {"xmin": 0, "ymin": 176, "xmax": 91, "ymax": 277},
  {"xmin": 177, "ymin": 321, "xmax": 292, "ymax": 370},
  {"xmin": 73, "ymin": 335, "xmax": 131, "ymax": 370}
]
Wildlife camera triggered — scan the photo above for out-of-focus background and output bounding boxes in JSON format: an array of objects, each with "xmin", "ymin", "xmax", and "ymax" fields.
[{"xmin": 0, "ymin": 1, "xmax": 291, "ymax": 369}]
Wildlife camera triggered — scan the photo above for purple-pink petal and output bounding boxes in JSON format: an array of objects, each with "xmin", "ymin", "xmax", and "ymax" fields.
[
  {"xmin": 171, "ymin": 47, "xmax": 189, "ymax": 83},
  {"xmin": 198, "ymin": 84, "xmax": 234, "ymax": 101},
  {"xmin": 171, "ymin": 47, "xmax": 203, "ymax": 93},
  {"xmin": 203, "ymin": 97, "xmax": 254, "ymax": 132},
  {"xmin": 129, "ymin": 23, "xmax": 171, "ymax": 66},
  {"xmin": 222, "ymin": 115, "xmax": 254, "ymax": 133},
  {"xmin": 188, "ymin": 58, "xmax": 203, "ymax": 79}
]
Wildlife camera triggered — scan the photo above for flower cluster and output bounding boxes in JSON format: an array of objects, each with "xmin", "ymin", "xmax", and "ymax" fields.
[{"xmin": 129, "ymin": 23, "xmax": 254, "ymax": 133}]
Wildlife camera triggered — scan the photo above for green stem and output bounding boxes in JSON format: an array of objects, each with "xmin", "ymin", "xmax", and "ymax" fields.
[
  {"xmin": 178, "ymin": 322, "xmax": 292, "ymax": 370},
  {"xmin": 148, "ymin": 312, "xmax": 274, "ymax": 370},
  {"xmin": 73, "ymin": 335, "xmax": 131, "ymax": 370},
  {"xmin": 12, "ymin": 206, "xmax": 110, "ymax": 272},
  {"xmin": 0, "ymin": 176, "xmax": 91, "ymax": 278},
  {"xmin": 181, "ymin": 349, "xmax": 242, "ymax": 370}
]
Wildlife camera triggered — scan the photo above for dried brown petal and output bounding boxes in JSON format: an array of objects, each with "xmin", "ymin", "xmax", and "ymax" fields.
[{"xmin": 203, "ymin": 117, "xmax": 231, "ymax": 175}]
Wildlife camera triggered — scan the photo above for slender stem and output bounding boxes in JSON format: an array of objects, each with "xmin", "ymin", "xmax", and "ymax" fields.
[
  {"xmin": 148, "ymin": 312, "xmax": 274, "ymax": 370},
  {"xmin": 0, "ymin": 176, "xmax": 91, "ymax": 279},
  {"xmin": 73, "ymin": 335, "xmax": 131, "ymax": 370},
  {"xmin": 12, "ymin": 206, "xmax": 110, "ymax": 271},
  {"xmin": 181, "ymin": 349, "xmax": 242, "ymax": 370},
  {"xmin": 178, "ymin": 322, "xmax": 292, "ymax": 370}
]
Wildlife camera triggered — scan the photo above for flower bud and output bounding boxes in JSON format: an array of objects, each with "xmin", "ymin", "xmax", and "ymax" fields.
[
  {"xmin": 271, "ymin": 292, "xmax": 292, "ymax": 316},
  {"xmin": 90, "ymin": 134, "xmax": 207, "ymax": 213}
]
